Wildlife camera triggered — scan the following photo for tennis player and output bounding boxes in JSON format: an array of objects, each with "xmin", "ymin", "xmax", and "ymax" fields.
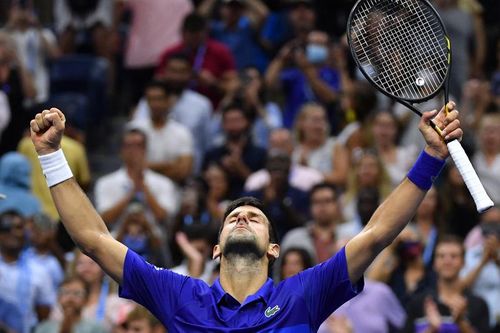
[{"xmin": 30, "ymin": 103, "xmax": 462, "ymax": 332}]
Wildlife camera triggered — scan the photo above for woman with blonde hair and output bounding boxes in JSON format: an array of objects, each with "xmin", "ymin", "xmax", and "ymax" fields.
[{"xmin": 292, "ymin": 103, "xmax": 349, "ymax": 188}]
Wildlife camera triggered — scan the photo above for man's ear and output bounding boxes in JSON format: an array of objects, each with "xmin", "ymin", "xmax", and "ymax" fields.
[
  {"xmin": 213, "ymin": 244, "xmax": 221, "ymax": 260},
  {"xmin": 267, "ymin": 243, "xmax": 280, "ymax": 260}
]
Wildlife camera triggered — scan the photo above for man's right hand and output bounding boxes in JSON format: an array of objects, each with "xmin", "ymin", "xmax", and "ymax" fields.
[{"xmin": 30, "ymin": 108, "xmax": 66, "ymax": 155}]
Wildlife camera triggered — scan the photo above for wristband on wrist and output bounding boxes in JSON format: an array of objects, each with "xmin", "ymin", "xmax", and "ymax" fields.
[
  {"xmin": 38, "ymin": 149, "xmax": 73, "ymax": 187},
  {"xmin": 407, "ymin": 150, "xmax": 446, "ymax": 191}
]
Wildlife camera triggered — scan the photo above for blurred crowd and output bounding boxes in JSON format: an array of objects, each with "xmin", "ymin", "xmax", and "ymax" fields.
[{"xmin": 0, "ymin": 0, "xmax": 499, "ymax": 332}]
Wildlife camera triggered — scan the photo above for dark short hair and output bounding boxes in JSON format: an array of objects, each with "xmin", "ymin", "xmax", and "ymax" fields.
[
  {"xmin": 182, "ymin": 13, "xmax": 207, "ymax": 33},
  {"xmin": 436, "ymin": 234, "xmax": 465, "ymax": 258},
  {"xmin": 220, "ymin": 197, "xmax": 279, "ymax": 244},
  {"xmin": 145, "ymin": 79, "xmax": 179, "ymax": 96},
  {"xmin": 122, "ymin": 127, "xmax": 147, "ymax": 147},
  {"xmin": 167, "ymin": 52, "xmax": 191, "ymax": 66},
  {"xmin": 309, "ymin": 182, "xmax": 339, "ymax": 201},
  {"xmin": 221, "ymin": 99, "xmax": 250, "ymax": 121}
]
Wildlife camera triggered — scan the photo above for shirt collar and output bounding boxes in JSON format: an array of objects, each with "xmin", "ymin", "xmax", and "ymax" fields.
[{"xmin": 211, "ymin": 277, "xmax": 274, "ymax": 307}]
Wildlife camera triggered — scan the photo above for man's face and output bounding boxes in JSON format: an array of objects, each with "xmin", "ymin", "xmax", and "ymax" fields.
[
  {"xmin": 434, "ymin": 242, "xmax": 464, "ymax": 280},
  {"xmin": 121, "ymin": 132, "xmax": 146, "ymax": 166},
  {"xmin": 58, "ymin": 281, "xmax": 87, "ymax": 315},
  {"xmin": 288, "ymin": 4, "xmax": 315, "ymax": 34},
  {"xmin": 0, "ymin": 213, "xmax": 25, "ymax": 254},
  {"xmin": 311, "ymin": 188, "xmax": 339, "ymax": 226},
  {"xmin": 145, "ymin": 87, "xmax": 176, "ymax": 120},
  {"xmin": 213, "ymin": 205, "xmax": 279, "ymax": 262},
  {"xmin": 182, "ymin": 31, "xmax": 207, "ymax": 50},
  {"xmin": 269, "ymin": 129, "xmax": 294, "ymax": 155},
  {"xmin": 126, "ymin": 319, "xmax": 152, "ymax": 333},
  {"xmin": 222, "ymin": 109, "xmax": 249, "ymax": 141},
  {"xmin": 162, "ymin": 59, "xmax": 192, "ymax": 90}
]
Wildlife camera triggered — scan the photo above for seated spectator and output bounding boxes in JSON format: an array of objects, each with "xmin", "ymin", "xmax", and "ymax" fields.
[
  {"xmin": 461, "ymin": 207, "xmax": 500, "ymax": 329},
  {"xmin": 128, "ymin": 80, "xmax": 194, "ymax": 183},
  {"xmin": 94, "ymin": 128, "xmax": 179, "ymax": 232},
  {"xmin": 244, "ymin": 152, "xmax": 309, "ymax": 239},
  {"xmin": 203, "ymin": 101, "xmax": 267, "ymax": 198},
  {"xmin": 473, "ymin": 112, "xmax": 500, "ymax": 206},
  {"xmin": 121, "ymin": 305, "xmax": 165, "ymax": 333},
  {"xmin": 133, "ymin": 53, "xmax": 213, "ymax": 173},
  {"xmin": 115, "ymin": 203, "xmax": 167, "ymax": 267},
  {"xmin": 35, "ymin": 277, "xmax": 107, "ymax": 333},
  {"xmin": 198, "ymin": 0, "xmax": 269, "ymax": 72},
  {"xmin": 54, "ymin": 0, "xmax": 112, "ymax": 57},
  {"xmin": 279, "ymin": 247, "xmax": 313, "ymax": 281},
  {"xmin": 2, "ymin": 1, "xmax": 60, "ymax": 105},
  {"xmin": 244, "ymin": 128, "xmax": 323, "ymax": 192},
  {"xmin": 403, "ymin": 235, "xmax": 489, "ymax": 333},
  {"xmin": 0, "ymin": 209, "xmax": 56, "ymax": 333},
  {"xmin": 156, "ymin": 13, "xmax": 238, "ymax": 107},
  {"xmin": 265, "ymin": 30, "xmax": 347, "ymax": 129},
  {"xmin": 24, "ymin": 213, "xmax": 65, "ymax": 290},
  {"xmin": 0, "ymin": 152, "xmax": 40, "ymax": 218},
  {"xmin": 291, "ymin": 103, "xmax": 349, "ymax": 188}
]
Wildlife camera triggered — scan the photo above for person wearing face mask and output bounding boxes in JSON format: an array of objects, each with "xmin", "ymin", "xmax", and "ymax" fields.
[{"xmin": 265, "ymin": 30, "xmax": 349, "ymax": 130}]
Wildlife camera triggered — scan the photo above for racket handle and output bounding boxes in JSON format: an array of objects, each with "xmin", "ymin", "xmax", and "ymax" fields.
[{"xmin": 446, "ymin": 140, "xmax": 494, "ymax": 213}]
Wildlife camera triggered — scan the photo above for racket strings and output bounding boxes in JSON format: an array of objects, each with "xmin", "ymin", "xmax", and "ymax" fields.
[{"xmin": 350, "ymin": 0, "xmax": 448, "ymax": 101}]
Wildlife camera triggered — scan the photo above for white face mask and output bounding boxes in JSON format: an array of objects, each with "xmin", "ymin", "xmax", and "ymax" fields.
[{"xmin": 306, "ymin": 44, "xmax": 328, "ymax": 64}]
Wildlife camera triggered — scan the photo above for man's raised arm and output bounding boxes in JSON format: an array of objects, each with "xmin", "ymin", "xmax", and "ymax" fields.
[
  {"xmin": 345, "ymin": 103, "xmax": 463, "ymax": 283},
  {"xmin": 30, "ymin": 108, "xmax": 127, "ymax": 284}
]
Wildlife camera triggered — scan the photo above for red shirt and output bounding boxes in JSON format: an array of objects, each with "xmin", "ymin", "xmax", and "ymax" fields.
[{"xmin": 156, "ymin": 39, "xmax": 236, "ymax": 106}]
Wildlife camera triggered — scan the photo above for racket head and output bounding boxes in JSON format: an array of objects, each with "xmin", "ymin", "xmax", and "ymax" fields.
[{"xmin": 347, "ymin": 0, "xmax": 451, "ymax": 104}]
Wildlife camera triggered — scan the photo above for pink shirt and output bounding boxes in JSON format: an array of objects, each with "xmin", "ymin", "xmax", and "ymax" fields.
[{"xmin": 124, "ymin": 0, "xmax": 193, "ymax": 68}]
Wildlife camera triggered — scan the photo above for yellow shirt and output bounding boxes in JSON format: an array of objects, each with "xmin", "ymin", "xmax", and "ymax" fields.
[{"xmin": 18, "ymin": 136, "xmax": 91, "ymax": 220}]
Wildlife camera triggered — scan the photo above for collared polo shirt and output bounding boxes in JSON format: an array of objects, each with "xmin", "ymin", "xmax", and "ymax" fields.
[{"xmin": 119, "ymin": 247, "xmax": 363, "ymax": 332}]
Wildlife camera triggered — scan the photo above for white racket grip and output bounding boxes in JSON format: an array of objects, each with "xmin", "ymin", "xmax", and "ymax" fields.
[{"xmin": 447, "ymin": 140, "xmax": 494, "ymax": 213}]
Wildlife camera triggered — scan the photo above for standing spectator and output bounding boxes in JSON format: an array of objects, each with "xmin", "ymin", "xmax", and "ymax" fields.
[
  {"xmin": 292, "ymin": 103, "xmax": 349, "ymax": 188},
  {"xmin": 0, "ymin": 152, "xmax": 41, "ymax": 218},
  {"xmin": 133, "ymin": 53, "xmax": 213, "ymax": 173},
  {"xmin": 473, "ymin": 112, "xmax": 500, "ymax": 206},
  {"xmin": 198, "ymin": 0, "xmax": 269, "ymax": 72},
  {"xmin": 54, "ymin": 0, "xmax": 112, "ymax": 57},
  {"xmin": 156, "ymin": 13, "xmax": 238, "ymax": 107},
  {"xmin": 117, "ymin": 0, "xmax": 192, "ymax": 108},
  {"xmin": 35, "ymin": 277, "xmax": 107, "ymax": 333},
  {"xmin": 2, "ymin": 1, "xmax": 60, "ymax": 105},
  {"xmin": 461, "ymin": 207, "xmax": 500, "ymax": 329},
  {"xmin": 128, "ymin": 80, "xmax": 194, "ymax": 183},
  {"xmin": 203, "ymin": 101, "xmax": 267, "ymax": 198},
  {"xmin": 0, "ymin": 210, "xmax": 56, "ymax": 333},
  {"xmin": 403, "ymin": 235, "xmax": 489, "ymax": 333},
  {"xmin": 94, "ymin": 127, "xmax": 179, "ymax": 231},
  {"xmin": 265, "ymin": 30, "xmax": 347, "ymax": 129}
]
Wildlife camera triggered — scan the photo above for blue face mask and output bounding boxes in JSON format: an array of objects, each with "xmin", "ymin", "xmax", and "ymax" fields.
[{"xmin": 306, "ymin": 44, "xmax": 328, "ymax": 64}]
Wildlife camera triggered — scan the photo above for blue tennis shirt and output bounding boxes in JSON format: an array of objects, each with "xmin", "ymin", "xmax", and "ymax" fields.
[{"xmin": 119, "ymin": 247, "xmax": 364, "ymax": 332}]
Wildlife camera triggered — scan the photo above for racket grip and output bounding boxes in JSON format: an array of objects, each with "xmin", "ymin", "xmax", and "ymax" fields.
[{"xmin": 446, "ymin": 140, "xmax": 494, "ymax": 213}]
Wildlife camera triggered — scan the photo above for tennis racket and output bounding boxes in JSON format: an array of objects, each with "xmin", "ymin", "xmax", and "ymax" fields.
[{"xmin": 347, "ymin": 0, "xmax": 493, "ymax": 212}]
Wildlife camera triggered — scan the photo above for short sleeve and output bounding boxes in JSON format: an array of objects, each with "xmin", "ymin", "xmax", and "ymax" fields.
[
  {"xmin": 299, "ymin": 247, "xmax": 364, "ymax": 330},
  {"xmin": 119, "ymin": 249, "xmax": 191, "ymax": 323},
  {"xmin": 175, "ymin": 126, "xmax": 194, "ymax": 156},
  {"xmin": 33, "ymin": 265, "xmax": 57, "ymax": 307}
]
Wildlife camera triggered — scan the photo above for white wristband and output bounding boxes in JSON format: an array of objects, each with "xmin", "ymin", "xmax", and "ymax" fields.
[{"xmin": 38, "ymin": 149, "xmax": 73, "ymax": 187}]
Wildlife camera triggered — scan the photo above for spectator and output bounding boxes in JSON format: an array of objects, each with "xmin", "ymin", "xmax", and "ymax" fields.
[
  {"xmin": 0, "ymin": 210, "xmax": 56, "ymax": 333},
  {"xmin": 94, "ymin": 127, "xmax": 179, "ymax": 232},
  {"xmin": 403, "ymin": 235, "xmax": 489, "ymax": 333},
  {"xmin": 198, "ymin": 0, "xmax": 269, "ymax": 72},
  {"xmin": 128, "ymin": 80, "xmax": 194, "ymax": 183},
  {"xmin": 54, "ymin": 0, "xmax": 112, "ymax": 57},
  {"xmin": 244, "ymin": 152, "xmax": 309, "ymax": 239},
  {"xmin": 245, "ymin": 128, "xmax": 323, "ymax": 192},
  {"xmin": 2, "ymin": 1, "xmax": 60, "ymax": 105},
  {"xmin": 291, "ymin": 103, "xmax": 349, "ymax": 188},
  {"xmin": 115, "ymin": 203, "xmax": 167, "ymax": 267},
  {"xmin": 280, "ymin": 183, "xmax": 360, "ymax": 267},
  {"xmin": 279, "ymin": 247, "xmax": 313, "ymax": 281},
  {"xmin": 18, "ymin": 130, "xmax": 91, "ymax": 221},
  {"xmin": 116, "ymin": 0, "xmax": 193, "ymax": 107},
  {"xmin": 472, "ymin": 112, "xmax": 500, "ymax": 206},
  {"xmin": 0, "ymin": 152, "xmax": 41, "ymax": 218},
  {"xmin": 156, "ymin": 13, "xmax": 238, "ymax": 107},
  {"xmin": 203, "ymin": 100, "xmax": 267, "ymax": 198},
  {"xmin": 133, "ymin": 53, "xmax": 213, "ymax": 173},
  {"xmin": 265, "ymin": 30, "xmax": 347, "ymax": 129},
  {"xmin": 461, "ymin": 207, "xmax": 500, "ymax": 329},
  {"xmin": 23, "ymin": 213, "xmax": 65, "ymax": 290},
  {"xmin": 35, "ymin": 277, "xmax": 107, "ymax": 333},
  {"xmin": 121, "ymin": 305, "xmax": 165, "ymax": 333}
]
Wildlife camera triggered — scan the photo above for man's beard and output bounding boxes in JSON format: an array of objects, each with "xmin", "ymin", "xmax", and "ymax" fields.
[{"xmin": 222, "ymin": 235, "xmax": 266, "ymax": 262}]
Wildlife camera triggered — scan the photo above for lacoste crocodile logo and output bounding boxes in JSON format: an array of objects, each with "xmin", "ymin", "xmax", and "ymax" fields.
[{"xmin": 264, "ymin": 305, "xmax": 280, "ymax": 318}]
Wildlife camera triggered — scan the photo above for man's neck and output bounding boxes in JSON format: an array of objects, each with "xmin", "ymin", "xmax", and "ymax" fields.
[
  {"xmin": 312, "ymin": 221, "xmax": 336, "ymax": 239},
  {"xmin": 0, "ymin": 250, "xmax": 20, "ymax": 263},
  {"xmin": 219, "ymin": 257, "xmax": 268, "ymax": 304},
  {"xmin": 152, "ymin": 116, "xmax": 167, "ymax": 129}
]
